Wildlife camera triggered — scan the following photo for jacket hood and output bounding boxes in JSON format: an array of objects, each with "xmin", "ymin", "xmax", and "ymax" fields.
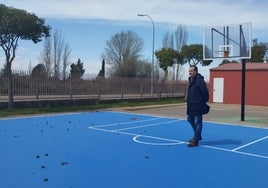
[
  {"xmin": 189, "ymin": 73, "xmax": 204, "ymax": 81},
  {"xmin": 196, "ymin": 73, "xmax": 204, "ymax": 80}
]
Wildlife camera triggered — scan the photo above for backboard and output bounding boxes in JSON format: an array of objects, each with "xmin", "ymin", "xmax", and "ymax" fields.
[{"xmin": 203, "ymin": 23, "xmax": 252, "ymax": 60}]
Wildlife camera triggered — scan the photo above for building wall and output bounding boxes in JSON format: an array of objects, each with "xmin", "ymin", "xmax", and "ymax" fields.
[
  {"xmin": 209, "ymin": 70, "xmax": 268, "ymax": 106},
  {"xmin": 246, "ymin": 71, "xmax": 268, "ymax": 105}
]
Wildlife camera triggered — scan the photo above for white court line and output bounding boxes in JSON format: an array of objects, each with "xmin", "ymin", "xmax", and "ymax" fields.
[
  {"xmin": 89, "ymin": 126, "xmax": 185, "ymax": 145},
  {"xmin": 201, "ymin": 144, "xmax": 268, "ymax": 159},
  {"xmin": 90, "ymin": 117, "xmax": 162, "ymax": 128},
  {"xmin": 231, "ymin": 135, "xmax": 268, "ymax": 151},
  {"xmin": 88, "ymin": 114, "xmax": 268, "ymax": 160},
  {"xmin": 113, "ymin": 119, "xmax": 180, "ymax": 131},
  {"xmin": 89, "ymin": 126, "xmax": 268, "ymax": 160},
  {"xmin": 133, "ymin": 135, "xmax": 184, "ymax": 146}
]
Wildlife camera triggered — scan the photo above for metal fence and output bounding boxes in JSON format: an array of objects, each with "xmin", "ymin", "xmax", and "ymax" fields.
[{"xmin": 0, "ymin": 72, "xmax": 187, "ymax": 103}]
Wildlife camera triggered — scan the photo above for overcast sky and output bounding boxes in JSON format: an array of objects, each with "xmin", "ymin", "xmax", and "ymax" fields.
[{"xmin": 1, "ymin": 0, "xmax": 267, "ymax": 80}]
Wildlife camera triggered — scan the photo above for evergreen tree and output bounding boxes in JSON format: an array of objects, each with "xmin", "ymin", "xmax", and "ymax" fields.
[{"xmin": 70, "ymin": 58, "xmax": 85, "ymax": 79}]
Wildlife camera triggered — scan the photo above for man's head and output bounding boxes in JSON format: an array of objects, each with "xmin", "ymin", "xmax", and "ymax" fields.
[{"xmin": 189, "ymin": 65, "xmax": 198, "ymax": 78}]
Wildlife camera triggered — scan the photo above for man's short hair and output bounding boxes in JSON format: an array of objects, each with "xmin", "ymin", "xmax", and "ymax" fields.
[{"xmin": 190, "ymin": 65, "xmax": 198, "ymax": 73}]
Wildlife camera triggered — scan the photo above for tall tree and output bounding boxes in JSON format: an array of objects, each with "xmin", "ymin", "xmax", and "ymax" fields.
[
  {"xmin": 181, "ymin": 44, "xmax": 212, "ymax": 66},
  {"xmin": 39, "ymin": 36, "xmax": 52, "ymax": 77},
  {"xmin": 70, "ymin": 58, "xmax": 85, "ymax": 79},
  {"xmin": 249, "ymin": 44, "xmax": 266, "ymax": 62},
  {"xmin": 103, "ymin": 30, "xmax": 144, "ymax": 77},
  {"xmin": 53, "ymin": 30, "xmax": 64, "ymax": 79},
  {"xmin": 135, "ymin": 60, "xmax": 151, "ymax": 78},
  {"xmin": 39, "ymin": 29, "xmax": 71, "ymax": 79},
  {"xmin": 32, "ymin": 63, "xmax": 46, "ymax": 78},
  {"xmin": 162, "ymin": 29, "xmax": 174, "ymax": 49},
  {"xmin": 174, "ymin": 25, "xmax": 188, "ymax": 80},
  {"xmin": 62, "ymin": 42, "xmax": 71, "ymax": 80},
  {"xmin": 0, "ymin": 4, "xmax": 50, "ymax": 108},
  {"xmin": 97, "ymin": 59, "xmax": 105, "ymax": 78},
  {"xmin": 174, "ymin": 25, "xmax": 188, "ymax": 52},
  {"xmin": 162, "ymin": 24, "xmax": 188, "ymax": 81},
  {"xmin": 155, "ymin": 48, "xmax": 180, "ymax": 85}
]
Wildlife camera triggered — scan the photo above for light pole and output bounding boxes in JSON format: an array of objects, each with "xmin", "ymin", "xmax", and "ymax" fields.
[{"xmin": 138, "ymin": 14, "xmax": 155, "ymax": 96}]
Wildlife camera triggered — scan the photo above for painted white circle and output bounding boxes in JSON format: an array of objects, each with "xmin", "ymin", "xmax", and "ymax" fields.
[{"xmin": 133, "ymin": 135, "xmax": 184, "ymax": 146}]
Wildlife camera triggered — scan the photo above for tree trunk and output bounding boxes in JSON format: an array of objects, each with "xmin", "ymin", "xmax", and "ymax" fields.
[
  {"xmin": 159, "ymin": 69, "xmax": 168, "ymax": 98},
  {"xmin": 7, "ymin": 62, "xmax": 14, "ymax": 108}
]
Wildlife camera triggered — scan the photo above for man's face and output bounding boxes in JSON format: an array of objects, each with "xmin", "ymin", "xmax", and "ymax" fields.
[{"xmin": 189, "ymin": 67, "xmax": 197, "ymax": 78}]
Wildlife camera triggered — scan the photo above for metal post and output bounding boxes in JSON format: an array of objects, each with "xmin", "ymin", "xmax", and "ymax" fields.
[
  {"xmin": 138, "ymin": 14, "xmax": 155, "ymax": 97},
  {"xmin": 241, "ymin": 59, "xmax": 246, "ymax": 121}
]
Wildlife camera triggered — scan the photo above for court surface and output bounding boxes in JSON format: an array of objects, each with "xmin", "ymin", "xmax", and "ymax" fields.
[{"xmin": 0, "ymin": 111, "xmax": 268, "ymax": 188}]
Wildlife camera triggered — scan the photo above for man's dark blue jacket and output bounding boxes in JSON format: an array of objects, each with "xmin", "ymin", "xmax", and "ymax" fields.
[{"xmin": 187, "ymin": 73, "xmax": 209, "ymax": 115}]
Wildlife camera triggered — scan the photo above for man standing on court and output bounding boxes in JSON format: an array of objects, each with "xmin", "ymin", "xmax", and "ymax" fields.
[{"xmin": 186, "ymin": 65, "xmax": 209, "ymax": 147}]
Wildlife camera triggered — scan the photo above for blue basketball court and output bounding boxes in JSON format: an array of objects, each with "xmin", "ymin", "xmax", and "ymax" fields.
[{"xmin": 0, "ymin": 111, "xmax": 267, "ymax": 188}]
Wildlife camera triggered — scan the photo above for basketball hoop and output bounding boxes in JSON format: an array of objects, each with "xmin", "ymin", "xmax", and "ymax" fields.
[
  {"xmin": 203, "ymin": 23, "xmax": 251, "ymax": 60},
  {"xmin": 215, "ymin": 50, "xmax": 230, "ymax": 58},
  {"xmin": 223, "ymin": 50, "xmax": 229, "ymax": 58}
]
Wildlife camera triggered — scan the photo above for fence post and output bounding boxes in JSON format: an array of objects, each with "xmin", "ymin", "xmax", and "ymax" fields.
[
  {"xmin": 98, "ymin": 82, "xmax": 101, "ymax": 99},
  {"xmin": 35, "ymin": 79, "xmax": 39, "ymax": 101},
  {"xmin": 171, "ymin": 83, "xmax": 174, "ymax": 97},
  {"xmin": 120, "ymin": 84, "xmax": 123, "ymax": 99},
  {"xmin": 140, "ymin": 84, "xmax": 143, "ymax": 98},
  {"xmin": 70, "ymin": 79, "xmax": 73, "ymax": 100}
]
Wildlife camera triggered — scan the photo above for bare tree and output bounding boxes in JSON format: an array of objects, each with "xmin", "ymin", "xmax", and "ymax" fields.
[
  {"xmin": 53, "ymin": 30, "xmax": 64, "ymax": 79},
  {"xmin": 39, "ymin": 36, "xmax": 52, "ymax": 77},
  {"xmin": 39, "ymin": 29, "xmax": 71, "ymax": 79},
  {"xmin": 174, "ymin": 25, "xmax": 188, "ymax": 81},
  {"xmin": 162, "ymin": 30, "xmax": 176, "ymax": 49},
  {"xmin": 28, "ymin": 60, "xmax": 32, "ymax": 74},
  {"xmin": 175, "ymin": 25, "xmax": 188, "ymax": 52},
  {"xmin": 103, "ymin": 31, "xmax": 145, "ymax": 77},
  {"xmin": 62, "ymin": 42, "xmax": 71, "ymax": 80},
  {"xmin": 161, "ymin": 24, "xmax": 188, "ymax": 81}
]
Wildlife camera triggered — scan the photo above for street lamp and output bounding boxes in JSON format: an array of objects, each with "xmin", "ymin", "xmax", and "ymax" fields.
[{"xmin": 138, "ymin": 14, "xmax": 155, "ymax": 96}]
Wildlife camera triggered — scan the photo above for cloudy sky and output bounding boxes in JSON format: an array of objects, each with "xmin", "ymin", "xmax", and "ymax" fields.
[{"xmin": 1, "ymin": 0, "xmax": 267, "ymax": 80}]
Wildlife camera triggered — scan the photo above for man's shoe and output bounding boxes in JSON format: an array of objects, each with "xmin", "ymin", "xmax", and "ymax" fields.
[
  {"xmin": 188, "ymin": 139, "xmax": 198, "ymax": 147},
  {"xmin": 188, "ymin": 136, "xmax": 202, "ymax": 142}
]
